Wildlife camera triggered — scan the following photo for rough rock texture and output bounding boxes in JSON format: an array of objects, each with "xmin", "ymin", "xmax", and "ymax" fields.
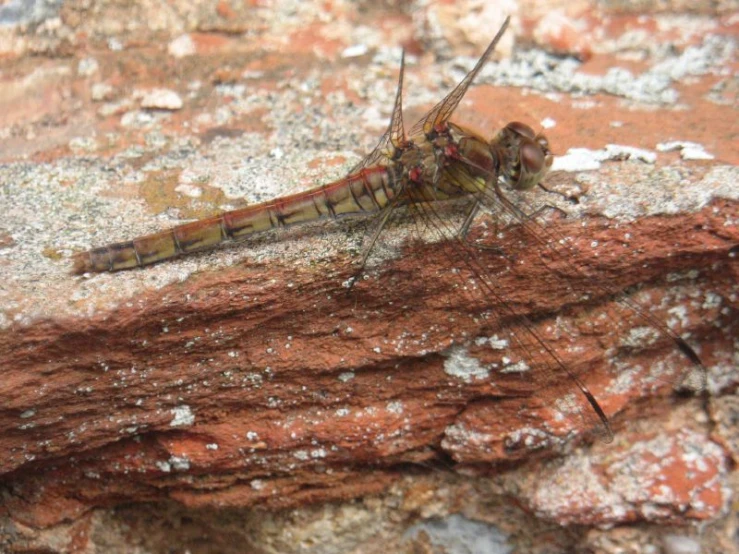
[{"xmin": 0, "ymin": 1, "xmax": 737, "ymax": 553}]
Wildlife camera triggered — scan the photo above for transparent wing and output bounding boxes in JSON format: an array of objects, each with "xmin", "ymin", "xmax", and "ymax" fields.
[
  {"xmin": 438, "ymin": 156, "xmax": 707, "ymax": 405},
  {"xmin": 401, "ymin": 180, "xmax": 614, "ymax": 445},
  {"xmin": 458, "ymin": 160, "xmax": 706, "ymax": 392},
  {"xmin": 409, "ymin": 16, "xmax": 510, "ymax": 139},
  {"xmin": 350, "ymin": 51, "xmax": 408, "ymax": 174},
  {"xmin": 343, "ymin": 50, "xmax": 419, "ymax": 286}
]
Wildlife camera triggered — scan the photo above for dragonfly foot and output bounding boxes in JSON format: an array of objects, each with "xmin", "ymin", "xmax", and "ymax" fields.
[
  {"xmin": 538, "ymin": 181, "xmax": 588, "ymax": 204},
  {"xmin": 462, "ymin": 237, "xmax": 507, "ymax": 256},
  {"xmin": 527, "ymin": 203, "xmax": 570, "ymax": 223}
]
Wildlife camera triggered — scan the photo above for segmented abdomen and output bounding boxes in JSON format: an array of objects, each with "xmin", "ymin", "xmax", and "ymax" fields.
[{"xmin": 72, "ymin": 166, "xmax": 396, "ymax": 274}]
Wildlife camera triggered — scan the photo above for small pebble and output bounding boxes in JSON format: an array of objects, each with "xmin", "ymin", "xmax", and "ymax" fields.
[
  {"xmin": 168, "ymin": 34, "xmax": 196, "ymax": 58},
  {"xmin": 662, "ymin": 534, "xmax": 700, "ymax": 554},
  {"xmin": 341, "ymin": 44, "xmax": 368, "ymax": 58},
  {"xmin": 140, "ymin": 89, "xmax": 183, "ymax": 110},
  {"xmin": 91, "ymin": 83, "xmax": 114, "ymax": 102},
  {"xmin": 77, "ymin": 57, "xmax": 99, "ymax": 76},
  {"xmin": 656, "ymin": 141, "xmax": 714, "ymax": 161}
]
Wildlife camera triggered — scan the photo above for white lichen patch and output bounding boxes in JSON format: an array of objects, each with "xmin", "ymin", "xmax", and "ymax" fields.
[
  {"xmin": 77, "ymin": 57, "xmax": 99, "ymax": 76},
  {"xmin": 540, "ymin": 117, "xmax": 556, "ymax": 129},
  {"xmin": 475, "ymin": 335, "xmax": 509, "ymax": 350},
  {"xmin": 250, "ymin": 479, "xmax": 265, "ymax": 490},
  {"xmin": 701, "ymin": 291, "xmax": 722, "ymax": 311},
  {"xmin": 667, "ymin": 305, "xmax": 690, "ymax": 331},
  {"xmin": 442, "ymin": 423, "xmax": 493, "ymax": 449},
  {"xmin": 552, "ymin": 144, "xmax": 656, "ymax": 172},
  {"xmin": 403, "ymin": 514, "xmax": 511, "ymax": 553},
  {"xmin": 341, "ymin": 44, "xmax": 369, "ymax": 58},
  {"xmin": 574, "ymin": 164, "xmax": 738, "ymax": 222},
  {"xmin": 311, "ymin": 448, "xmax": 327, "ymax": 458},
  {"xmin": 505, "ymin": 427, "xmax": 555, "ymax": 450},
  {"xmin": 621, "ymin": 326, "xmax": 661, "ymax": 349},
  {"xmin": 607, "ymin": 362, "xmax": 641, "ymax": 395},
  {"xmin": 139, "ymin": 88, "xmax": 183, "ymax": 110},
  {"xmin": 662, "ymin": 535, "xmax": 701, "ymax": 554},
  {"xmin": 553, "ymin": 394, "xmax": 582, "ymax": 418},
  {"xmin": 482, "ymin": 33, "xmax": 734, "ymax": 105},
  {"xmin": 169, "ymin": 405, "xmax": 194, "ymax": 427},
  {"xmin": 657, "ymin": 140, "xmax": 715, "ymax": 160},
  {"xmin": 169, "ymin": 455, "xmax": 190, "ymax": 471},
  {"xmin": 168, "ymin": 34, "xmax": 196, "ymax": 58},
  {"xmin": 338, "ymin": 372, "xmax": 355, "ymax": 383},
  {"xmin": 499, "ymin": 359, "xmax": 530, "ymax": 374},
  {"xmin": 386, "ymin": 401, "xmax": 404, "ymax": 414},
  {"xmin": 443, "ymin": 346, "xmax": 489, "ymax": 383}
]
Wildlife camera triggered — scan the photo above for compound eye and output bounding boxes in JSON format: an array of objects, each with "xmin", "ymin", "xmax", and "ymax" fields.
[
  {"xmin": 520, "ymin": 139, "xmax": 545, "ymax": 175},
  {"xmin": 505, "ymin": 121, "xmax": 535, "ymax": 139}
]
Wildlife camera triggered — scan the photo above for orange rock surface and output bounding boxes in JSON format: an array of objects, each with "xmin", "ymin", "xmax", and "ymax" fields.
[{"xmin": 0, "ymin": 1, "xmax": 736, "ymax": 553}]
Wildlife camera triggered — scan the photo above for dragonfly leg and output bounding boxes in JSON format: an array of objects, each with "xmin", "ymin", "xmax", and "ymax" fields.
[
  {"xmin": 458, "ymin": 200, "xmax": 507, "ymax": 255},
  {"xmin": 538, "ymin": 180, "xmax": 587, "ymax": 205},
  {"xmin": 344, "ymin": 204, "xmax": 397, "ymax": 291},
  {"xmin": 458, "ymin": 201, "xmax": 480, "ymax": 238},
  {"xmin": 526, "ymin": 202, "xmax": 570, "ymax": 223}
]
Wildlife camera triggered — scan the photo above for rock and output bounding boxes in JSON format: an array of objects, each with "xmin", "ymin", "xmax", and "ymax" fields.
[
  {"xmin": 90, "ymin": 82, "xmax": 114, "ymax": 102},
  {"xmin": 140, "ymin": 88, "xmax": 183, "ymax": 110},
  {"xmin": 0, "ymin": 2, "xmax": 736, "ymax": 553},
  {"xmin": 168, "ymin": 34, "xmax": 196, "ymax": 58},
  {"xmin": 77, "ymin": 57, "xmax": 99, "ymax": 77}
]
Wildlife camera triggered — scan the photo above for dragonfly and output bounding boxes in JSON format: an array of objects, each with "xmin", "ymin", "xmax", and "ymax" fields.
[{"xmin": 72, "ymin": 17, "xmax": 705, "ymax": 443}]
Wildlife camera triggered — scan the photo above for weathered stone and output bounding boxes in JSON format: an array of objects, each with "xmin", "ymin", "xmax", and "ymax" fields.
[{"xmin": 0, "ymin": 1, "xmax": 736, "ymax": 553}]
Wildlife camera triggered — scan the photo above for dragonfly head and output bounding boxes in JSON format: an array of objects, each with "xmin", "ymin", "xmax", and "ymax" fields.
[{"xmin": 494, "ymin": 121, "xmax": 553, "ymax": 190}]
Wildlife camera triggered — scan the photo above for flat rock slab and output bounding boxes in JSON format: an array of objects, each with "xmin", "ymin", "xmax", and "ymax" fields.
[{"xmin": 0, "ymin": 2, "xmax": 737, "ymax": 553}]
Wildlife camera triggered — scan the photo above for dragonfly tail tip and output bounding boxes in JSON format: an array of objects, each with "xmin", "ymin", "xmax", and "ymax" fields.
[{"xmin": 71, "ymin": 252, "xmax": 93, "ymax": 275}]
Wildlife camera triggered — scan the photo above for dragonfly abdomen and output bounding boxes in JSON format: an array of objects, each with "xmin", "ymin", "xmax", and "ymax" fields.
[{"xmin": 72, "ymin": 166, "xmax": 397, "ymax": 274}]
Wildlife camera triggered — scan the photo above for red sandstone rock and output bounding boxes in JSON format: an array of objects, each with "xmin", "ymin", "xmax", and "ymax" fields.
[{"xmin": 0, "ymin": 1, "xmax": 737, "ymax": 553}]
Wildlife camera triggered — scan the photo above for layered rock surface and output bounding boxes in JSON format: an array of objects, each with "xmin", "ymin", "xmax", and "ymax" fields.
[{"xmin": 1, "ymin": 1, "xmax": 737, "ymax": 553}]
